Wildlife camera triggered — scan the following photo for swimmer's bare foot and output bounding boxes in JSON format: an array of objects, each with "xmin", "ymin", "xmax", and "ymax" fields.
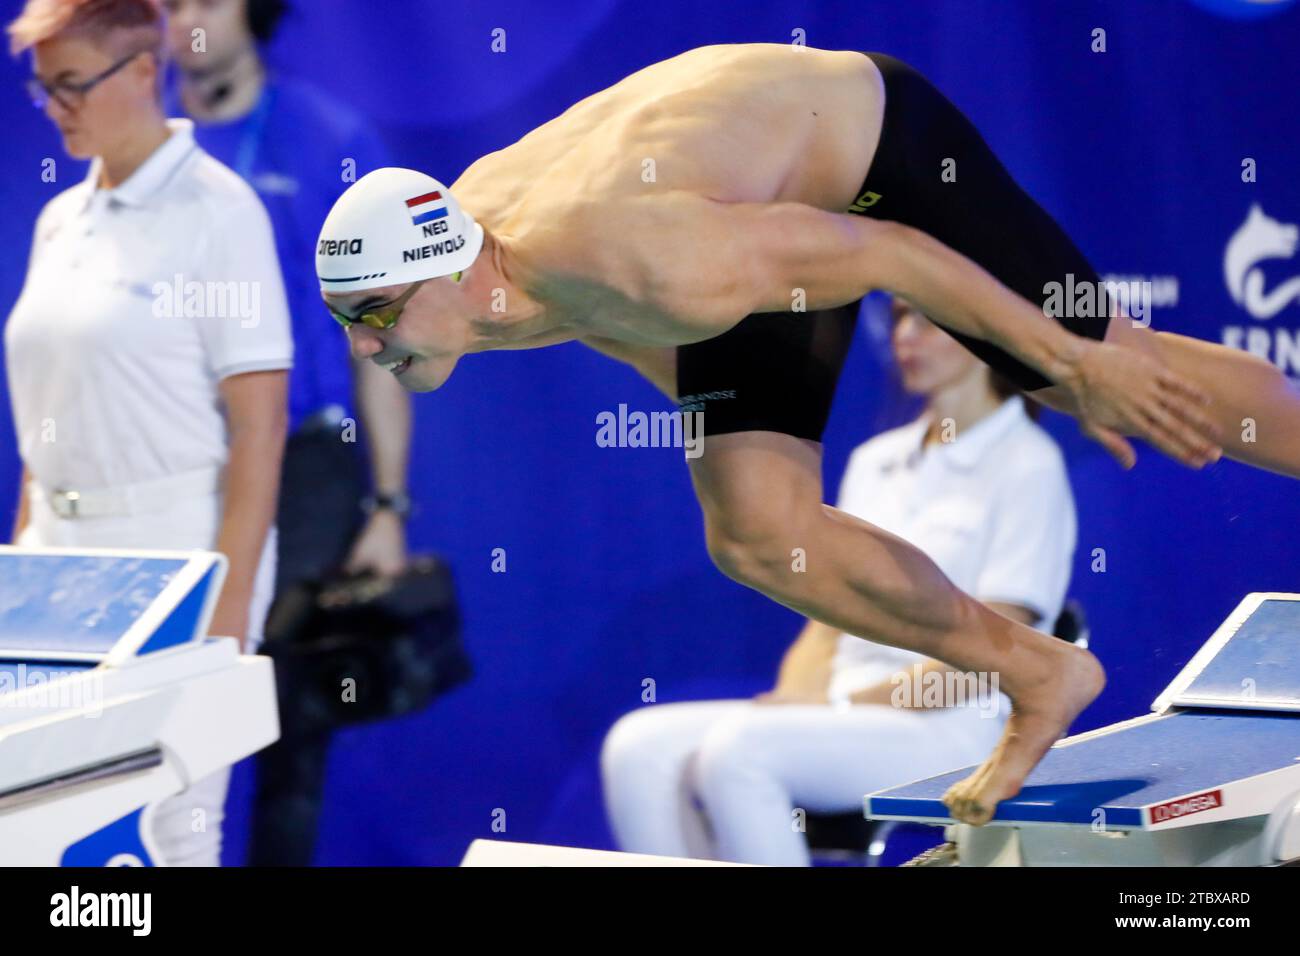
[{"xmin": 942, "ymin": 644, "xmax": 1105, "ymax": 825}]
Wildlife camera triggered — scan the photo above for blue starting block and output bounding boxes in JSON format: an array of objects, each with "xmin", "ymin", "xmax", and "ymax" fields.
[
  {"xmin": 0, "ymin": 547, "xmax": 278, "ymax": 866},
  {"xmin": 866, "ymin": 593, "xmax": 1300, "ymax": 866}
]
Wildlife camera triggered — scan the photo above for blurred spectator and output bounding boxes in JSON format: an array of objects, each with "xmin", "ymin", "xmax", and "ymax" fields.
[{"xmin": 162, "ymin": 0, "xmax": 413, "ymax": 865}]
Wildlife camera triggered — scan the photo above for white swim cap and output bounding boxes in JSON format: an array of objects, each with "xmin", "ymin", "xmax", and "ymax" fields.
[{"xmin": 316, "ymin": 167, "xmax": 484, "ymax": 294}]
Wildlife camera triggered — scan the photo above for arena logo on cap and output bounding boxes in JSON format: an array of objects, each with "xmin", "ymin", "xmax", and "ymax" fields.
[
  {"xmin": 406, "ymin": 190, "xmax": 450, "ymax": 226},
  {"xmin": 318, "ymin": 238, "xmax": 364, "ymax": 256},
  {"xmin": 1186, "ymin": 0, "xmax": 1296, "ymax": 19}
]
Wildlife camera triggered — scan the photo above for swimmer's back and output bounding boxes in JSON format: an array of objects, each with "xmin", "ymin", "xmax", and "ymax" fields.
[{"xmin": 453, "ymin": 44, "xmax": 885, "ymax": 230}]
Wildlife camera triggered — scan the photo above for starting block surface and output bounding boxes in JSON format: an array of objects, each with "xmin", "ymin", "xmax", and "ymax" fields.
[
  {"xmin": 0, "ymin": 550, "xmax": 220, "ymax": 664},
  {"xmin": 0, "ymin": 546, "xmax": 277, "ymax": 866},
  {"xmin": 866, "ymin": 594, "xmax": 1300, "ymax": 864},
  {"xmin": 1156, "ymin": 595, "xmax": 1300, "ymax": 711},
  {"xmin": 867, "ymin": 710, "xmax": 1300, "ymax": 827}
]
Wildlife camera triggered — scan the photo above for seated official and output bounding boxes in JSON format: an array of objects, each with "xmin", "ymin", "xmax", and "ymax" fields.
[{"xmin": 600, "ymin": 297, "xmax": 1077, "ymax": 866}]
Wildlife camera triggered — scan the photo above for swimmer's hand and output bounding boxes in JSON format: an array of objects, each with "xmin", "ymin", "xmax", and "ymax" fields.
[
  {"xmin": 1063, "ymin": 340, "xmax": 1222, "ymax": 469},
  {"xmin": 1080, "ymin": 419, "xmax": 1141, "ymax": 470}
]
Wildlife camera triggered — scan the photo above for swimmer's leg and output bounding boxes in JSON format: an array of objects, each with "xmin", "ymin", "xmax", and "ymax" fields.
[{"xmin": 687, "ymin": 429, "xmax": 1104, "ymax": 825}]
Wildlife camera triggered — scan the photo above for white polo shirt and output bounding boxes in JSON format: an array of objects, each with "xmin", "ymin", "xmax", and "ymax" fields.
[
  {"xmin": 5, "ymin": 119, "xmax": 293, "ymax": 492},
  {"xmin": 827, "ymin": 396, "xmax": 1077, "ymax": 702}
]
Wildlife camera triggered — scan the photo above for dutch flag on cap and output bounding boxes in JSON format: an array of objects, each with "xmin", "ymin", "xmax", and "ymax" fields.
[{"xmin": 406, "ymin": 190, "xmax": 449, "ymax": 226}]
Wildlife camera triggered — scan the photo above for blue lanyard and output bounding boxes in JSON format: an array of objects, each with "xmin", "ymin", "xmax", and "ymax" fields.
[{"xmin": 233, "ymin": 83, "xmax": 275, "ymax": 180}]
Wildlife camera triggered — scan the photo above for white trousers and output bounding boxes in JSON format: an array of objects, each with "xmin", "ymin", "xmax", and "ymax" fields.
[
  {"xmin": 600, "ymin": 700, "xmax": 1006, "ymax": 866},
  {"xmin": 19, "ymin": 487, "xmax": 276, "ymax": 867}
]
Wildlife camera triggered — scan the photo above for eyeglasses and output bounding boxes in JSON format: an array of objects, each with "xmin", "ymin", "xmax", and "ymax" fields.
[
  {"xmin": 26, "ymin": 51, "xmax": 143, "ymax": 112},
  {"xmin": 326, "ymin": 273, "xmax": 459, "ymax": 330}
]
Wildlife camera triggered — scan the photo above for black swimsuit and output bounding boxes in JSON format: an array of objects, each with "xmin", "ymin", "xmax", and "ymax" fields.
[{"xmin": 675, "ymin": 52, "xmax": 1110, "ymax": 441}]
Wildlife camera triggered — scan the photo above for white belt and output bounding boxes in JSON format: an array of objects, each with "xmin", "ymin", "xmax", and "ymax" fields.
[{"xmin": 34, "ymin": 467, "xmax": 223, "ymax": 520}]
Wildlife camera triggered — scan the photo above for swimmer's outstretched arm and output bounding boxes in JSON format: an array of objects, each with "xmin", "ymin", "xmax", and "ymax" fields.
[
  {"xmin": 720, "ymin": 200, "xmax": 1221, "ymax": 467},
  {"xmin": 760, "ymin": 211, "xmax": 1084, "ymax": 377}
]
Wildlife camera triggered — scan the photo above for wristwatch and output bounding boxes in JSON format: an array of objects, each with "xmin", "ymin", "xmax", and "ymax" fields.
[{"xmin": 360, "ymin": 491, "xmax": 413, "ymax": 518}]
